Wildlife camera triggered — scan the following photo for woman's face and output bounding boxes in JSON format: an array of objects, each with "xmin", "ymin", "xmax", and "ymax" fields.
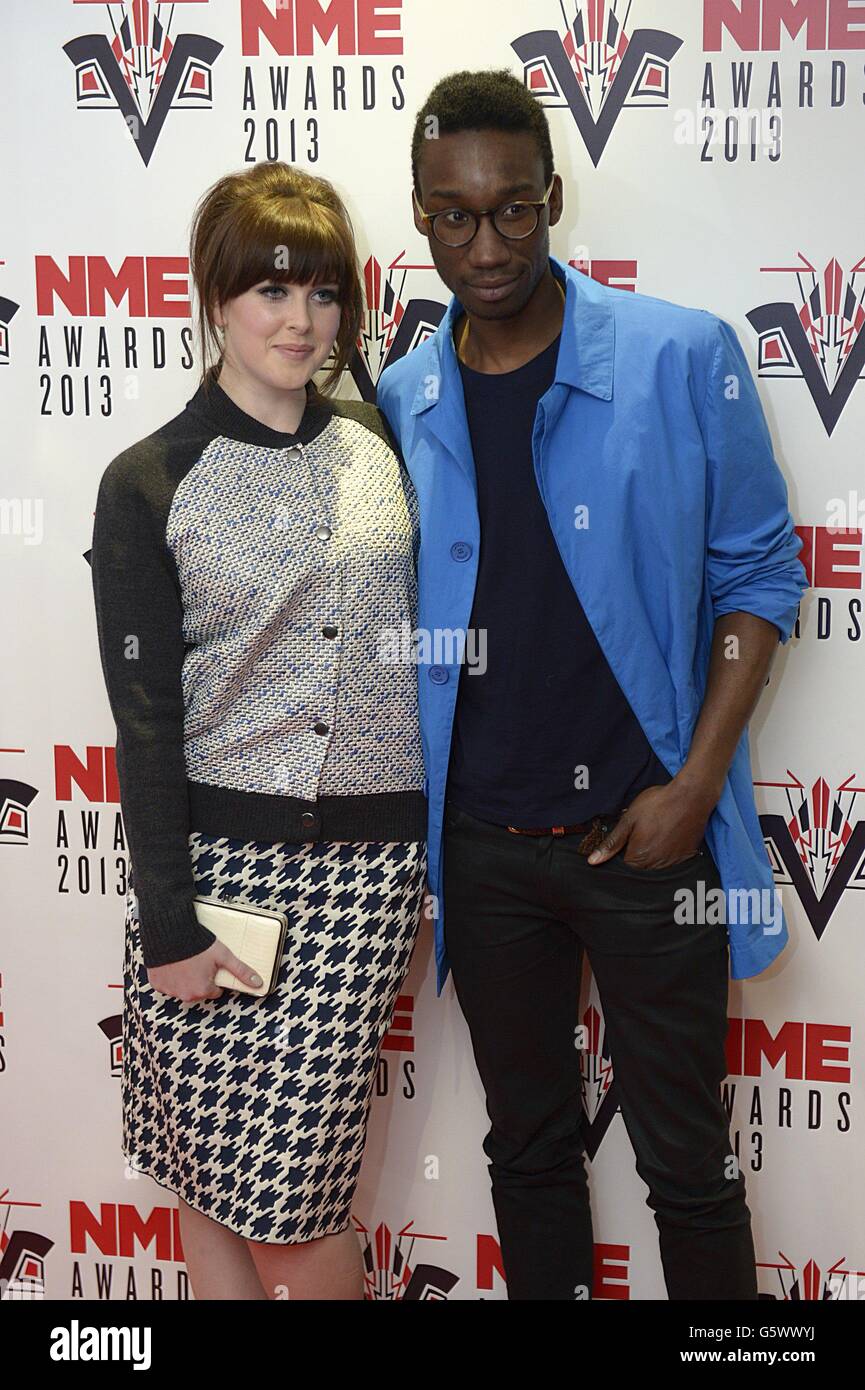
[{"xmin": 214, "ymin": 278, "xmax": 342, "ymax": 393}]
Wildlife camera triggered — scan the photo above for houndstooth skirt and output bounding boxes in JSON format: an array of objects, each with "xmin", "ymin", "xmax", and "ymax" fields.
[{"xmin": 121, "ymin": 831, "xmax": 427, "ymax": 1244}]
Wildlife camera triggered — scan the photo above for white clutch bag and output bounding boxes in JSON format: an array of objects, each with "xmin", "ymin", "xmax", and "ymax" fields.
[{"xmin": 192, "ymin": 895, "xmax": 288, "ymax": 998}]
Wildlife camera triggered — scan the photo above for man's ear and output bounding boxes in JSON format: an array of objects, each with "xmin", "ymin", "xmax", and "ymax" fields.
[
  {"xmin": 411, "ymin": 189, "xmax": 428, "ymax": 239},
  {"xmin": 548, "ymin": 174, "xmax": 564, "ymax": 229}
]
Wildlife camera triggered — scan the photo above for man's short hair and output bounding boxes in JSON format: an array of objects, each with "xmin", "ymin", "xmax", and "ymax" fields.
[{"xmin": 411, "ymin": 68, "xmax": 555, "ymax": 195}]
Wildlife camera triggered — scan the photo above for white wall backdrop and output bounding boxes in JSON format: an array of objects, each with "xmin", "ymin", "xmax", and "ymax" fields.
[{"xmin": 1, "ymin": 0, "xmax": 863, "ymax": 1300}]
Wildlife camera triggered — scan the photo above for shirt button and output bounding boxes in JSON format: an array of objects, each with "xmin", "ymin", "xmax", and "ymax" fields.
[
  {"xmin": 450, "ymin": 541, "xmax": 472, "ymax": 561},
  {"xmin": 313, "ymin": 720, "xmax": 330, "ymax": 735},
  {"xmin": 322, "ymin": 624, "xmax": 338, "ymax": 639},
  {"xmin": 428, "ymin": 666, "xmax": 449, "ymax": 684},
  {"xmin": 314, "ymin": 524, "xmax": 332, "ymax": 541},
  {"xmin": 286, "ymin": 446, "xmax": 302, "ymax": 462}
]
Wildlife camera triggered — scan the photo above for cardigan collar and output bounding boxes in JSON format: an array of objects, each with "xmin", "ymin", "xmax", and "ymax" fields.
[{"xmin": 187, "ymin": 369, "xmax": 335, "ymax": 449}]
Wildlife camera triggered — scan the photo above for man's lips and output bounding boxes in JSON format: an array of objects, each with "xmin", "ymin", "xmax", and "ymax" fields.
[{"xmin": 466, "ymin": 275, "xmax": 520, "ymax": 301}]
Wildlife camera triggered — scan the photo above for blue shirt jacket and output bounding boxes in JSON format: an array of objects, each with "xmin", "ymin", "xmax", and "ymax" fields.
[{"xmin": 377, "ymin": 254, "xmax": 809, "ymax": 994}]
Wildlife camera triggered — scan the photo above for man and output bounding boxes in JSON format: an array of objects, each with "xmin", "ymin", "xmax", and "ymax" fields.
[{"xmin": 376, "ymin": 69, "xmax": 808, "ymax": 1301}]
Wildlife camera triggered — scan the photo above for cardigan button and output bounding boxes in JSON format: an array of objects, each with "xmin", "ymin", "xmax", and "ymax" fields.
[
  {"xmin": 286, "ymin": 446, "xmax": 302, "ymax": 462},
  {"xmin": 300, "ymin": 810, "xmax": 318, "ymax": 832},
  {"xmin": 322, "ymin": 624, "xmax": 338, "ymax": 639},
  {"xmin": 314, "ymin": 523, "xmax": 332, "ymax": 541},
  {"xmin": 313, "ymin": 720, "xmax": 330, "ymax": 735}
]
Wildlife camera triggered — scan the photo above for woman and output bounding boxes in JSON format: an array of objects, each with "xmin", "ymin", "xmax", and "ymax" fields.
[{"xmin": 90, "ymin": 161, "xmax": 428, "ymax": 1300}]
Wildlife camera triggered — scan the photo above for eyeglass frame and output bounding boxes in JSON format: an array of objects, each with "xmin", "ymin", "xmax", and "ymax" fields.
[{"xmin": 413, "ymin": 177, "xmax": 557, "ymax": 247}]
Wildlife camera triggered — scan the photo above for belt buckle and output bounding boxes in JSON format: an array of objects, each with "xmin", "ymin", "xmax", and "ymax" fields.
[{"xmin": 576, "ymin": 817, "xmax": 612, "ymax": 856}]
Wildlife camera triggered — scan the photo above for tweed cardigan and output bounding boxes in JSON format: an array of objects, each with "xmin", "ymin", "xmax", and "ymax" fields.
[{"xmin": 90, "ymin": 373, "xmax": 426, "ymax": 968}]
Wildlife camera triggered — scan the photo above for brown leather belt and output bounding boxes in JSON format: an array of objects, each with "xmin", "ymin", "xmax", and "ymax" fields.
[{"xmin": 506, "ymin": 813, "xmax": 622, "ymax": 856}]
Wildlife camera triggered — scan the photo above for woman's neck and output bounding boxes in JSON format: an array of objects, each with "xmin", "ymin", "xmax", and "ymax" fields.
[{"xmin": 215, "ymin": 360, "xmax": 310, "ymax": 434}]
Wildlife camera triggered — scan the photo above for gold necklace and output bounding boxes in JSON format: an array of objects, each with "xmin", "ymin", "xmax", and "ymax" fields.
[{"xmin": 457, "ymin": 276, "xmax": 566, "ymax": 364}]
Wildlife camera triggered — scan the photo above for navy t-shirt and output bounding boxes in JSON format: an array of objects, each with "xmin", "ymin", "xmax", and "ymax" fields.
[{"xmin": 446, "ymin": 329, "xmax": 672, "ymax": 825}]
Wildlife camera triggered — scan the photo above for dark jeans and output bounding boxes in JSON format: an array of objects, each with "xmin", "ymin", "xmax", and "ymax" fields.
[{"xmin": 442, "ymin": 800, "xmax": 758, "ymax": 1302}]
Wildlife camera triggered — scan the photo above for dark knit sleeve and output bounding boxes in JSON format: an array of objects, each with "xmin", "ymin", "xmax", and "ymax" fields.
[{"xmin": 90, "ymin": 445, "xmax": 216, "ymax": 968}]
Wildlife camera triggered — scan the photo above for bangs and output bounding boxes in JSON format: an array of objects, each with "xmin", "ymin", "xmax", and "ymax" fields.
[{"xmin": 222, "ymin": 196, "xmax": 353, "ymax": 296}]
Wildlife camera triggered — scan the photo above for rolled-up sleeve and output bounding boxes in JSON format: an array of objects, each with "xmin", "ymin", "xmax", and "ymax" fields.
[{"xmin": 700, "ymin": 316, "xmax": 809, "ymax": 643}]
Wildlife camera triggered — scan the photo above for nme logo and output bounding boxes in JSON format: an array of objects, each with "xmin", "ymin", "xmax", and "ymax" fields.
[
  {"xmin": 240, "ymin": 0, "xmax": 403, "ymax": 56},
  {"xmin": 35, "ymin": 257, "xmax": 189, "ymax": 318},
  {"xmin": 726, "ymin": 1018, "xmax": 851, "ymax": 1081},
  {"xmin": 704, "ymin": 0, "xmax": 865, "ymax": 50},
  {"xmin": 477, "ymin": 1235, "xmax": 631, "ymax": 1299},
  {"xmin": 69, "ymin": 1202, "xmax": 185, "ymax": 1261},
  {"xmin": 794, "ymin": 526, "xmax": 862, "ymax": 589},
  {"xmin": 381, "ymin": 994, "xmax": 413, "ymax": 1052},
  {"xmin": 572, "ymin": 258, "xmax": 638, "ymax": 291},
  {"xmin": 55, "ymin": 747, "xmax": 119, "ymax": 803}
]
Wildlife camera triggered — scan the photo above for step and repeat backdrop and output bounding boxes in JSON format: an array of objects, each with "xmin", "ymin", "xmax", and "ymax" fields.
[{"xmin": 1, "ymin": 0, "xmax": 863, "ymax": 1301}]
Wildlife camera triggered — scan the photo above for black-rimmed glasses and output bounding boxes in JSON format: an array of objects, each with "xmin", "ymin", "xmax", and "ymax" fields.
[{"xmin": 414, "ymin": 178, "xmax": 556, "ymax": 247}]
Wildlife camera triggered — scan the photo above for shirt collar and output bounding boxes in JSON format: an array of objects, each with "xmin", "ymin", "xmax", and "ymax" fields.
[{"xmin": 410, "ymin": 252, "xmax": 614, "ymax": 415}]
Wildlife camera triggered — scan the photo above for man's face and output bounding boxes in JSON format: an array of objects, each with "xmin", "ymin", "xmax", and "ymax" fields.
[{"xmin": 413, "ymin": 128, "xmax": 562, "ymax": 322}]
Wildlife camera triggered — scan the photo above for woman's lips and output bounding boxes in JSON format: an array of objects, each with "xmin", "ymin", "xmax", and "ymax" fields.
[{"xmin": 273, "ymin": 344, "xmax": 314, "ymax": 357}]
